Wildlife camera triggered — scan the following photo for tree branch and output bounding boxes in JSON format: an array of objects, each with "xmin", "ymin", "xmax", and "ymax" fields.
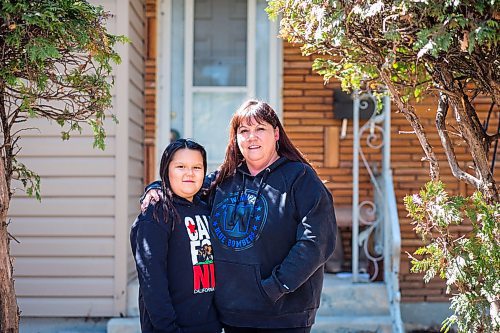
[
  {"xmin": 380, "ymin": 69, "xmax": 440, "ymax": 180},
  {"xmin": 435, "ymin": 93, "xmax": 480, "ymax": 188},
  {"xmin": 488, "ymin": 132, "xmax": 500, "ymax": 143}
]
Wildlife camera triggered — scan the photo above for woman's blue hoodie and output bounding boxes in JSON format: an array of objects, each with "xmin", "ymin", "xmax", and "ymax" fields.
[{"xmin": 130, "ymin": 196, "xmax": 221, "ymax": 333}]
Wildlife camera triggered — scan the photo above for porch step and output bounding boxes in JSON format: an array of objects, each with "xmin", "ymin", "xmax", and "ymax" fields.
[
  {"xmin": 312, "ymin": 315, "xmax": 392, "ymax": 333},
  {"xmin": 319, "ymin": 274, "xmax": 389, "ymax": 316},
  {"xmin": 107, "ymin": 318, "xmax": 140, "ymax": 333},
  {"xmin": 109, "ymin": 274, "xmax": 393, "ymax": 333},
  {"xmin": 314, "ymin": 274, "xmax": 392, "ymax": 333}
]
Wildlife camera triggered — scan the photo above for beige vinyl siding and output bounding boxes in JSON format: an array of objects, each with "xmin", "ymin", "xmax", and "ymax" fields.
[
  {"xmin": 127, "ymin": 0, "xmax": 146, "ymax": 286},
  {"xmin": 10, "ymin": 128, "xmax": 117, "ymax": 316},
  {"xmin": 111, "ymin": 0, "xmax": 145, "ymax": 316},
  {"xmin": 9, "ymin": 0, "xmax": 145, "ymax": 318}
]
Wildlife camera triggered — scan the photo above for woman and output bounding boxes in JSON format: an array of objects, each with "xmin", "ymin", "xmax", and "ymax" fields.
[
  {"xmin": 143, "ymin": 100, "xmax": 337, "ymax": 332},
  {"xmin": 131, "ymin": 139, "xmax": 222, "ymax": 333}
]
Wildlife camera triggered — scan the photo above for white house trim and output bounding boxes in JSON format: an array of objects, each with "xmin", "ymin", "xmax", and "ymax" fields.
[
  {"xmin": 156, "ymin": 0, "xmax": 173, "ymax": 169},
  {"xmin": 183, "ymin": 0, "xmax": 194, "ymax": 138},
  {"xmin": 113, "ymin": 0, "xmax": 131, "ymax": 316},
  {"xmin": 246, "ymin": 0, "xmax": 256, "ymax": 99}
]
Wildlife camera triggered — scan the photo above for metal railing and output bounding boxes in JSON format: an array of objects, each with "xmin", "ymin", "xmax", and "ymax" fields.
[{"xmin": 351, "ymin": 93, "xmax": 404, "ymax": 332}]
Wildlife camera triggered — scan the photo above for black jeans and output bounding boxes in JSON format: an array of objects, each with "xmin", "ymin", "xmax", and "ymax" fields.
[{"xmin": 223, "ymin": 326, "xmax": 312, "ymax": 333}]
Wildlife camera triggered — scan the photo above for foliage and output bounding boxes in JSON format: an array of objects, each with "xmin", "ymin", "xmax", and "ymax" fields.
[
  {"xmin": 267, "ymin": 0, "xmax": 499, "ymax": 202},
  {"xmin": 267, "ymin": 0, "xmax": 498, "ymax": 101},
  {"xmin": 0, "ymin": 0, "xmax": 126, "ymax": 198},
  {"xmin": 405, "ymin": 181, "xmax": 500, "ymax": 332}
]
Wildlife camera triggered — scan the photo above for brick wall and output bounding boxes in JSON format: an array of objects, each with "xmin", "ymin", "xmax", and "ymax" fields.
[{"xmin": 282, "ymin": 41, "xmax": 499, "ymax": 302}]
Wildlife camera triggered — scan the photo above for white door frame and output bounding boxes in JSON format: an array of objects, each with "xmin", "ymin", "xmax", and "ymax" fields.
[{"xmin": 156, "ymin": 0, "xmax": 282, "ymax": 171}]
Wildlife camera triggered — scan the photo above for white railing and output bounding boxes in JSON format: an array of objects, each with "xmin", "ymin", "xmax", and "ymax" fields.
[
  {"xmin": 381, "ymin": 170, "xmax": 404, "ymax": 333},
  {"xmin": 381, "ymin": 94, "xmax": 403, "ymax": 333},
  {"xmin": 352, "ymin": 92, "xmax": 386, "ymax": 282},
  {"xmin": 352, "ymin": 93, "xmax": 404, "ymax": 332}
]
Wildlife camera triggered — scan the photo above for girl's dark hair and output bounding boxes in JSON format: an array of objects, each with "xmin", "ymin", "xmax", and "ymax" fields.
[
  {"xmin": 154, "ymin": 139, "xmax": 207, "ymax": 227},
  {"xmin": 216, "ymin": 99, "xmax": 313, "ymax": 185}
]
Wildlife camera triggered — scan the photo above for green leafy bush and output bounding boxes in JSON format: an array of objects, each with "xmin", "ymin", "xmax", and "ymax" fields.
[{"xmin": 405, "ymin": 181, "xmax": 500, "ymax": 332}]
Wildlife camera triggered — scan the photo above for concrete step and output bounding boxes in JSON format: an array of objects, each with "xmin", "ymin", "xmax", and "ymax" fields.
[
  {"xmin": 108, "ymin": 317, "xmax": 392, "ymax": 333},
  {"xmin": 107, "ymin": 318, "xmax": 140, "ymax": 333},
  {"xmin": 319, "ymin": 274, "xmax": 390, "ymax": 317},
  {"xmin": 314, "ymin": 274, "xmax": 393, "ymax": 333},
  {"xmin": 312, "ymin": 315, "xmax": 393, "ymax": 333},
  {"xmin": 113, "ymin": 275, "xmax": 393, "ymax": 333}
]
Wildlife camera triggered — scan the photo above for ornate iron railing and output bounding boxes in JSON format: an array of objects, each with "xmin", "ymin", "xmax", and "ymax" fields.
[{"xmin": 352, "ymin": 93, "xmax": 404, "ymax": 332}]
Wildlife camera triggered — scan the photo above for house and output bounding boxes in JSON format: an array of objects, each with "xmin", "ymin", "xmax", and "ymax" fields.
[{"xmin": 11, "ymin": 0, "xmax": 493, "ymax": 332}]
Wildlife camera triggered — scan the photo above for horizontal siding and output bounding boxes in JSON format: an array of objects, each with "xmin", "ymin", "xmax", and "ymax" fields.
[
  {"xmin": 130, "ymin": 119, "xmax": 143, "ymax": 142},
  {"xmin": 130, "ymin": 100, "xmax": 144, "ymax": 125},
  {"xmin": 9, "ymin": 0, "xmax": 132, "ymax": 318},
  {"xmin": 128, "ymin": 74, "xmax": 144, "ymax": 107},
  {"xmin": 129, "ymin": 139, "xmax": 143, "ymax": 161},
  {"xmin": 12, "ymin": 177, "xmax": 114, "ymax": 197},
  {"xmin": 128, "ymin": 210, "xmax": 138, "ymax": 284},
  {"xmin": 129, "ymin": 0, "xmax": 144, "ymax": 33},
  {"xmin": 130, "ymin": 158, "xmax": 143, "ymax": 178},
  {"xmin": 18, "ymin": 137, "xmax": 115, "ymax": 157},
  {"xmin": 11, "ymin": 97, "xmax": 116, "ymax": 318},
  {"xmin": 17, "ymin": 297, "xmax": 114, "ymax": 317},
  {"xmin": 15, "ymin": 157, "xmax": 115, "ymax": 176},
  {"xmin": 16, "ymin": 277, "xmax": 113, "ymax": 296},
  {"xmin": 126, "ymin": 0, "xmax": 145, "ymax": 296},
  {"xmin": 129, "ymin": 178, "xmax": 144, "ymax": 196},
  {"xmin": 10, "ymin": 197, "xmax": 114, "ymax": 216},
  {"xmin": 11, "ymin": 237, "xmax": 114, "ymax": 257},
  {"xmin": 14, "ymin": 257, "xmax": 114, "ymax": 277},
  {"xmin": 9, "ymin": 217, "xmax": 114, "ymax": 237},
  {"xmin": 12, "ymin": 117, "xmax": 117, "ymax": 137},
  {"xmin": 6, "ymin": 0, "xmax": 149, "ymax": 318},
  {"xmin": 130, "ymin": 53, "xmax": 144, "ymax": 81}
]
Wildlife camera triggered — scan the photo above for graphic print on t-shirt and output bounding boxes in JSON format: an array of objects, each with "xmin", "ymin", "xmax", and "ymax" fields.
[{"xmin": 184, "ymin": 214, "xmax": 215, "ymax": 294}]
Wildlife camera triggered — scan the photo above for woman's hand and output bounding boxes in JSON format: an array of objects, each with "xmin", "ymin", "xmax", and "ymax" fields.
[{"xmin": 141, "ymin": 189, "xmax": 162, "ymax": 212}]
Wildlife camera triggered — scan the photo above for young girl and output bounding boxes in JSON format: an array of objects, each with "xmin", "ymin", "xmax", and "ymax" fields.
[{"xmin": 130, "ymin": 139, "xmax": 222, "ymax": 333}]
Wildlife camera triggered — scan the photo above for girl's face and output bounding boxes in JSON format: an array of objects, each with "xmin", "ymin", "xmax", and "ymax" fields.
[{"xmin": 168, "ymin": 148, "xmax": 205, "ymax": 202}]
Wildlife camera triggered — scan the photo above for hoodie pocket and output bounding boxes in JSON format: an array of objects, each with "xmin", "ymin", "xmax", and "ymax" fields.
[
  {"xmin": 275, "ymin": 278, "xmax": 316, "ymax": 313},
  {"xmin": 214, "ymin": 259, "xmax": 272, "ymax": 312}
]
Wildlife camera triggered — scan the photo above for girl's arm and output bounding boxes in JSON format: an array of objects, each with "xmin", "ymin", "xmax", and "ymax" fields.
[{"xmin": 140, "ymin": 171, "xmax": 219, "ymax": 211}]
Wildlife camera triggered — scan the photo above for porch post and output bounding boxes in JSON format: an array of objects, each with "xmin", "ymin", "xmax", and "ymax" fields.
[
  {"xmin": 352, "ymin": 93, "xmax": 360, "ymax": 282},
  {"xmin": 382, "ymin": 95, "xmax": 391, "ymax": 172}
]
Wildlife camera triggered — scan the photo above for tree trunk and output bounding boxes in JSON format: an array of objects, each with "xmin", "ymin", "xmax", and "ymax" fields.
[{"xmin": 0, "ymin": 157, "xmax": 19, "ymax": 333}]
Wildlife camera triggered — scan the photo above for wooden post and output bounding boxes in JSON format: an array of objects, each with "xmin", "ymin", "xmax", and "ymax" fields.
[{"xmin": 324, "ymin": 126, "xmax": 340, "ymax": 168}]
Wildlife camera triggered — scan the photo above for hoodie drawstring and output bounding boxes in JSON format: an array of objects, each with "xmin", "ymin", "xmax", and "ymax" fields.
[
  {"xmin": 249, "ymin": 168, "xmax": 270, "ymax": 220},
  {"xmin": 231, "ymin": 174, "xmax": 247, "ymax": 223},
  {"xmin": 231, "ymin": 168, "xmax": 270, "ymax": 225}
]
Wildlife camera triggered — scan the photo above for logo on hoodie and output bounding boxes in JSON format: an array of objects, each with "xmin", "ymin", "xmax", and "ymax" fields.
[
  {"xmin": 211, "ymin": 190, "xmax": 268, "ymax": 251},
  {"xmin": 184, "ymin": 214, "xmax": 215, "ymax": 294}
]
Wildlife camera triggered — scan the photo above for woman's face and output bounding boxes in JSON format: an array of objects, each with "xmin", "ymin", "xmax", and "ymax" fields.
[
  {"xmin": 236, "ymin": 117, "xmax": 279, "ymax": 172},
  {"xmin": 168, "ymin": 148, "xmax": 205, "ymax": 202}
]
